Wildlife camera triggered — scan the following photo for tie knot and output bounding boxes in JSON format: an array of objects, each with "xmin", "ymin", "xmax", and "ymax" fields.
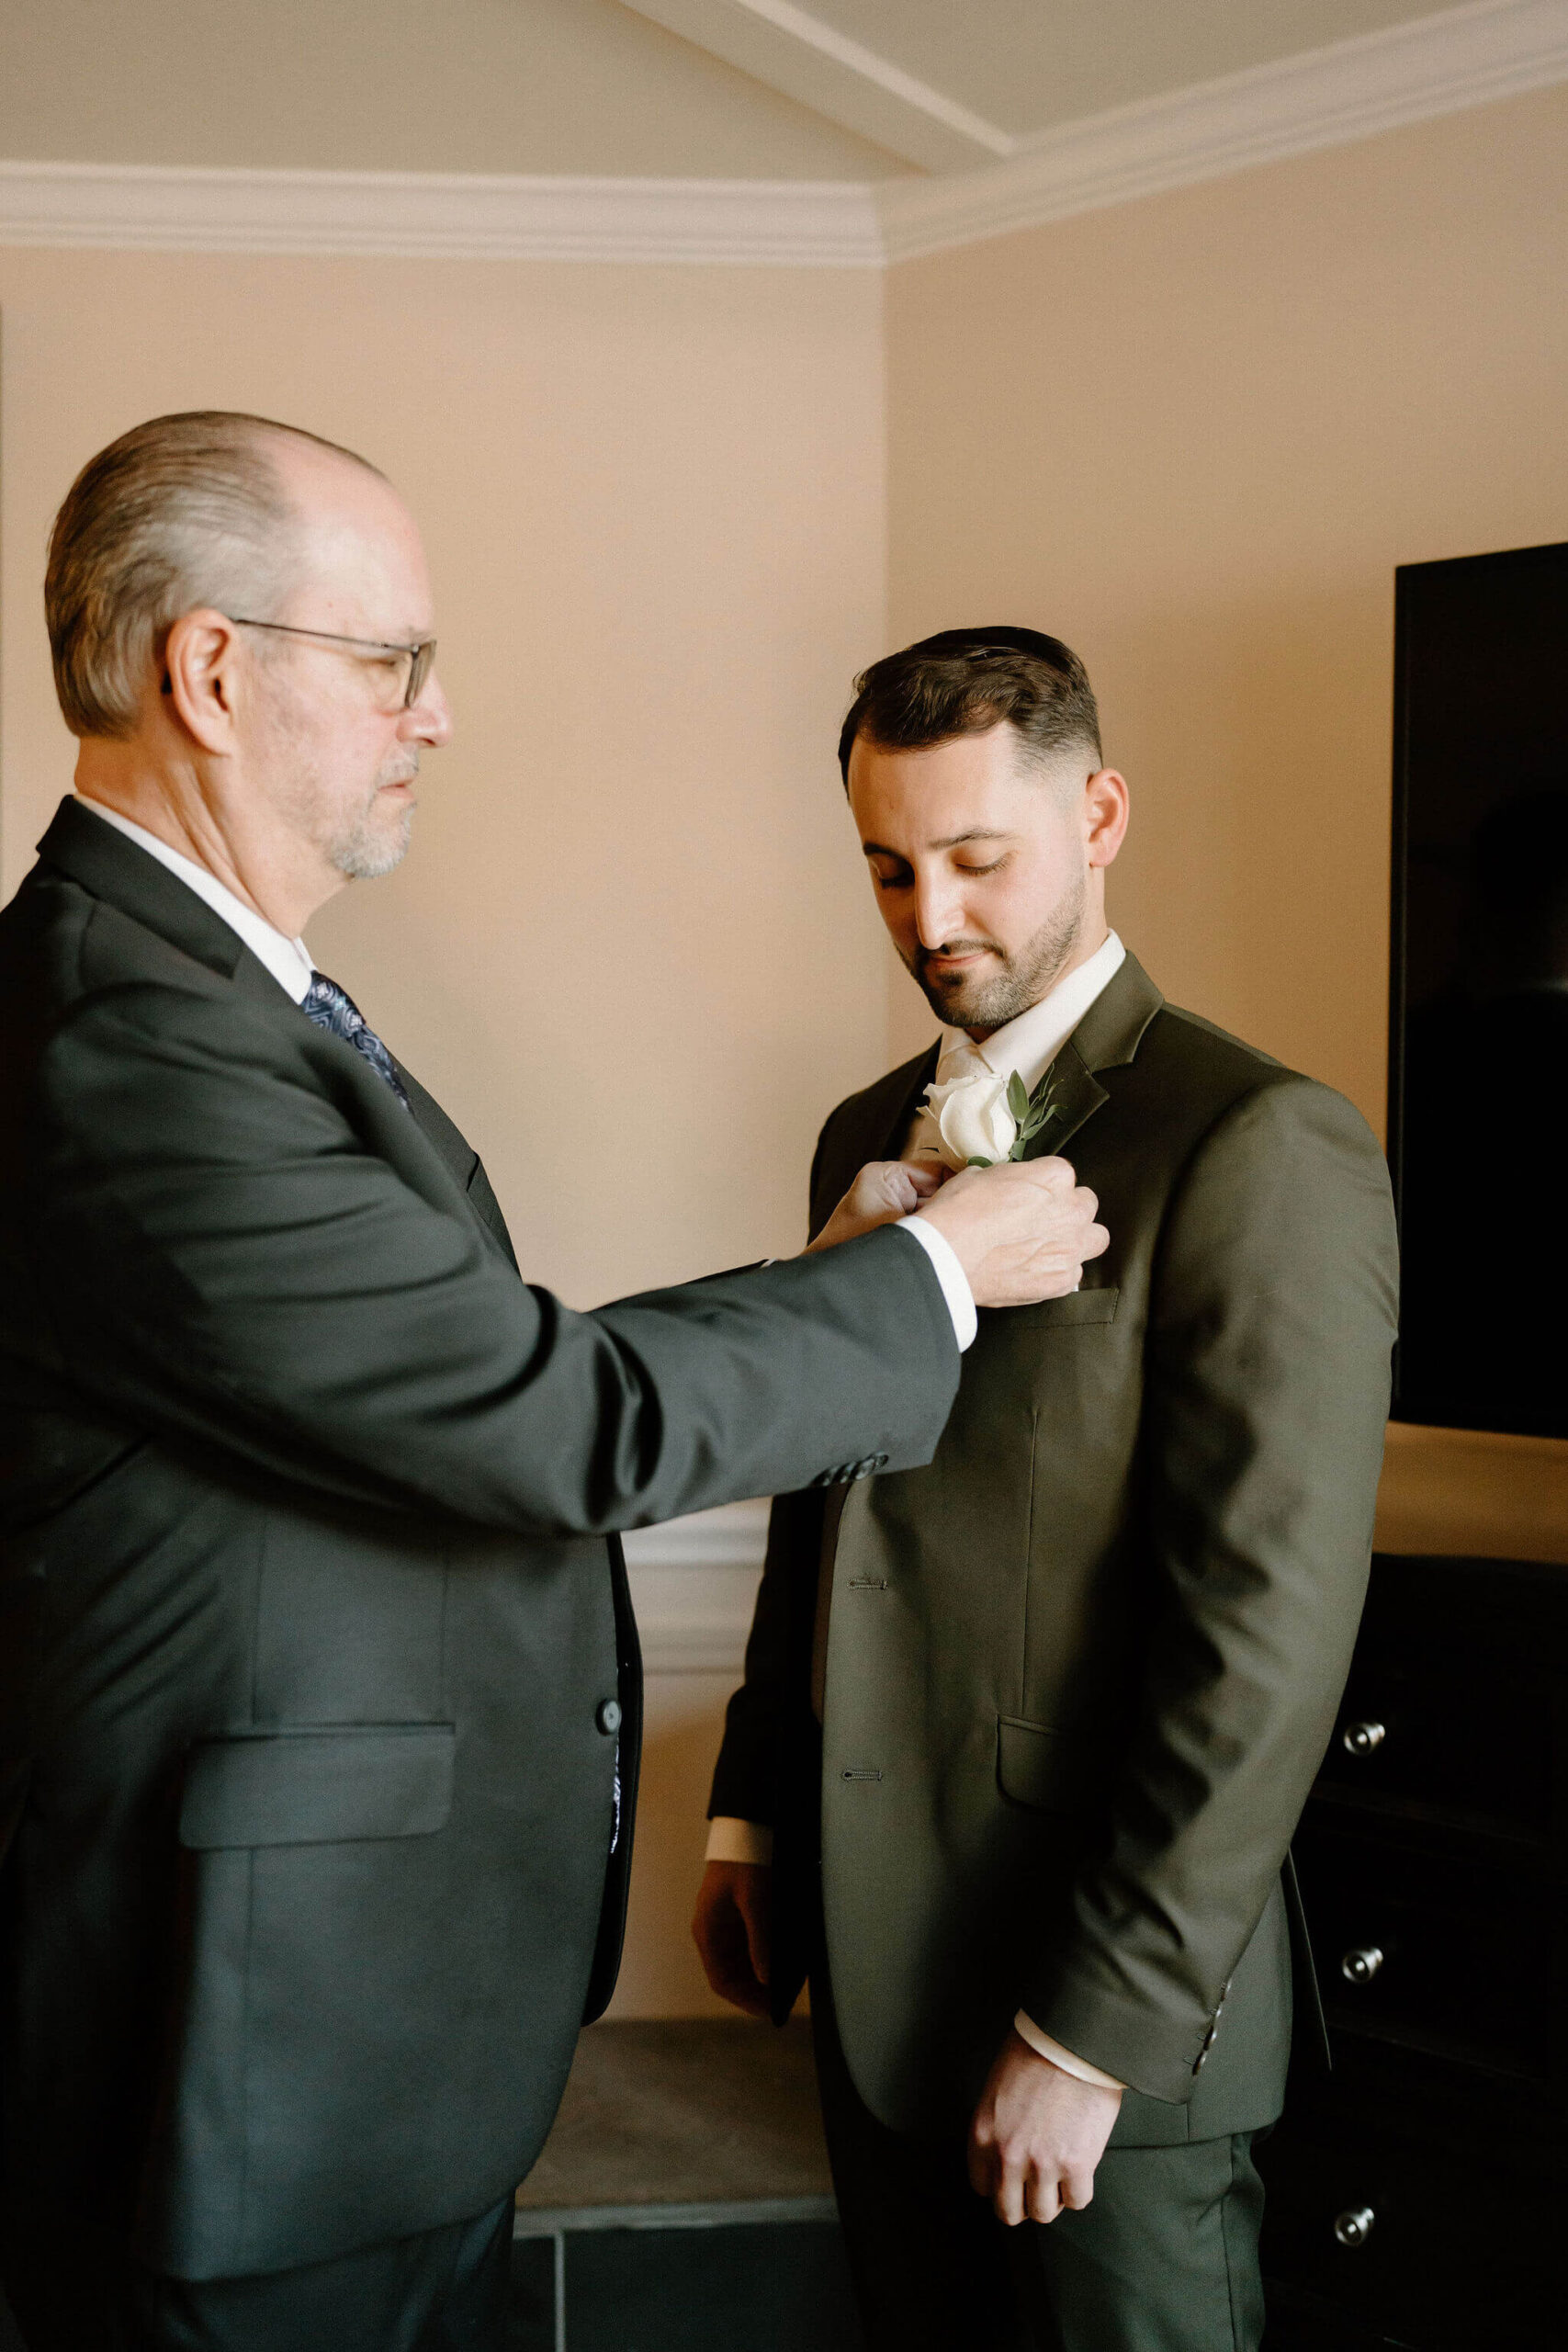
[{"xmin": 935, "ymin": 1038, "xmax": 992, "ymax": 1085}]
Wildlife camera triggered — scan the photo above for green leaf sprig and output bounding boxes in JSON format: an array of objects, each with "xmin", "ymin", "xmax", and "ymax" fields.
[{"xmin": 964, "ymin": 1062, "xmax": 1061, "ymax": 1169}]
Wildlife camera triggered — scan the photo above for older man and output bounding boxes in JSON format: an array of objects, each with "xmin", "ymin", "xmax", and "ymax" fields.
[{"xmin": 0, "ymin": 419, "xmax": 1104, "ymax": 2351}]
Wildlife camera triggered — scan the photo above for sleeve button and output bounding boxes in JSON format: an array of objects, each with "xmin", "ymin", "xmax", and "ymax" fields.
[{"xmin": 595, "ymin": 1699, "xmax": 623, "ymax": 1736}]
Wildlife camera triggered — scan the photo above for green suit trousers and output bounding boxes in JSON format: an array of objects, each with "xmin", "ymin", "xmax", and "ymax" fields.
[{"xmin": 812, "ymin": 1969, "xmax": 1266, "ymax": 2352}]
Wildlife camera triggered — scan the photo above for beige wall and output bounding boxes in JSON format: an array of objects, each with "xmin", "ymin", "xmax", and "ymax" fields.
[
  {"xmin": 886, "ymin": 82, "xmax": 1568, "ymax": 1567},
  {"xmin": 0, "ymin": 245, "xmax": 890, "ymax": 1305}
]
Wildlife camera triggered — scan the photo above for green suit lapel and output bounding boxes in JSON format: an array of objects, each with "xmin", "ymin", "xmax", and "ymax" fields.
[
  {"xmin": 1020, "ymin": 951, "xmax": 1166, "ymax": 1162},
  {"xmin": 875, "ymin": 1045, "xmax": 940, "ymax": 1159}
]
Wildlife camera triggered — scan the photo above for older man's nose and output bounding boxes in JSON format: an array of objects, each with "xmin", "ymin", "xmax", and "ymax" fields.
[{"xmin": 408, "ymin": 669, "xmax": 455, "ymax": 748}]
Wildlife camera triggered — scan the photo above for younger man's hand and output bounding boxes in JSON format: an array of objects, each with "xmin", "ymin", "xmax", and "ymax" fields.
[
  {"xmin": 692, "ymin": 1860, "xmax": 773, "ymax": 2018},
  {"xmin": 968, "ymin": 2030, "xmax": 1122, "ymax": 2226}
]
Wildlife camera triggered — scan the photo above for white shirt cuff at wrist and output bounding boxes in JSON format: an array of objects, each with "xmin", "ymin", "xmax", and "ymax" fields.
[
  {"xmin": 705, "ymin": 1817, "xmax": 775, "ymax": 1865},
  {"xmin": 1012, "ymin": 2011, "xmax": 1126, "ymax": 2091},
  {"xmin": 891, "ymin": 1216, "xmax": 978, "ymax": 1352}
]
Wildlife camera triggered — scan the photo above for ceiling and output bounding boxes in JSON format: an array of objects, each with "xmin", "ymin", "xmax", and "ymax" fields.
[
  {"xmin": 0, "ymin": 0, "xmax": 1512, "ymax": 180},
  {"xmin": 621, "ymin": 0, "xmax": 1492, "ymax": 169}
]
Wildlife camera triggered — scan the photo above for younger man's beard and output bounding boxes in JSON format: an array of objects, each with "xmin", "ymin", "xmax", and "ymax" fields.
[{"xmin": 908, "ymin": 866, "xmax": 1088, "ymax": 1034}]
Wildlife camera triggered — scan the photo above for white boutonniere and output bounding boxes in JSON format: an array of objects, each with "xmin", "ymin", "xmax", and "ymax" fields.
[{"xmin": 919, "ymin": 1064, "xmax": 1062, "ymax": 1171}]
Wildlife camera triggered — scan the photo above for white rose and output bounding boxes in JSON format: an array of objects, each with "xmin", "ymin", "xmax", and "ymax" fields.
[{"xmin": 920, "ymin": 1070, "xmax": 1019, "ymax": 1170}]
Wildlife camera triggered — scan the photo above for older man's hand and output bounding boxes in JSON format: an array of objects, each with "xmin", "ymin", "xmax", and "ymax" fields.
[{"xmin": 914, "ymin": 1157, "xmax": 1107, "ymax": 1310}]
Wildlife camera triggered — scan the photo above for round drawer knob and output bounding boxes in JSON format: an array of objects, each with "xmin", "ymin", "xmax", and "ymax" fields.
[
  {"xmin": 1340, "ymin": 1945, "xmax": 1384, "ymax": 1984},
  {"xmin": 1334, "ymin": 2206, "xmax": 1375, "ymax": 2249},
  {"xmin": 1342, "ymin": 1720, "xmax": 1386, "ymax": 1756}
]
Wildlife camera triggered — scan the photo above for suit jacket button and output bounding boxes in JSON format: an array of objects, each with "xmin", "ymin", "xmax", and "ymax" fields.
[{"xmin": 595, "ymin": 1699, "xmax": 622, "ymax": 1736}]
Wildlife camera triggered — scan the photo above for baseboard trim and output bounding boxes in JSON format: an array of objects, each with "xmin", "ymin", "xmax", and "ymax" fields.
[{"xmin": 514, "ymin": 2194, "xmax": 838, "ymax": 2235}]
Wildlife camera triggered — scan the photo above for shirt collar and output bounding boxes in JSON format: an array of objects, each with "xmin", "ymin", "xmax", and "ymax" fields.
[
  {"xmin": 936, "ymin": 931, "xmax": 1127, "ymax": 1097},
  {"xmin": 74, "ymin": 797, "xmax": 315, "ymax": 1005}
]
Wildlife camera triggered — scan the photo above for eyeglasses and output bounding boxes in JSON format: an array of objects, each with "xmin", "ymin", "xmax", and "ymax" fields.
[{"xmin": 228, "ymin": 617, "xmax": 436, "ymax": 709}]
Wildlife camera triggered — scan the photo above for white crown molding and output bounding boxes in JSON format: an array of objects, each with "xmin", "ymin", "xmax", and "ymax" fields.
[
  {"xmin": 622, "ymin": 1503, "xmax": 769, "ymax": 1675},
  {"xmin": 1, "ymin": 1, "xmax": 1562, "ymax": 268},
  {"xmin": 0, "ymin": 160, "xmax": 883, "ymax": 267},
  {"xmin": 877, "ymin": 0, "xmax": 1568, "ymax": 263}
]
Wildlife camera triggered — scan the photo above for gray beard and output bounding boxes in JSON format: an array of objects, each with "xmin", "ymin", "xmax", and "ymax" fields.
[
  {"xmin": 330, "ymin": 797, "xmax": 414, "ymax": 880},
  {"xmin": 908, "ymin": 866, "xmax": 1088, "ymax": 1034}
]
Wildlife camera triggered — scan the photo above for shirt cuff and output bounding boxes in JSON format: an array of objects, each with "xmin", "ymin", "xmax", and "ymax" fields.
[
  {"xmin": 892, "ymin": 1216, "xmax": 978, "ymax": 1352},
  {"xmin": 705, "ymin": 1817, "xmax": 776, "ymax": 1865},
  {"xmin": 1012, "ymin": 2011, "xmax": 1127, "ymax": 2091}
]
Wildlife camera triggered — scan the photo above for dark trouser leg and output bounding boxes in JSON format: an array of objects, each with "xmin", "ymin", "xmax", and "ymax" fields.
[
  {"xmin": 1, "ymin": 2194, "xmax": 514, "ymax": 2352},
  {"xmin": 811, "ymin": 1967, "xmax": 1265, "ymax": 2352},
  {"xmin": 810, "ymin": 1968, "xmax": 1032, "ymax": 2352},
  {"xmin": 1014, "ymin": 2134, "xmax": 1266, "ymax": 2352}
]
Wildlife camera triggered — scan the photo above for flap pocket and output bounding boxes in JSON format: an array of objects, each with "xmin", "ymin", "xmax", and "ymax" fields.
[
  {"xmin": 1026, "ymin": 1286, "xmax": 1119, "ymax": 1328},
  {"xmin": 179, "ymin": 1724, "xmax": 456, "ymax": 1850},
  {"xmin": 997, "ymin": 1716, "xmax": 1110, "ymax": 1815}
]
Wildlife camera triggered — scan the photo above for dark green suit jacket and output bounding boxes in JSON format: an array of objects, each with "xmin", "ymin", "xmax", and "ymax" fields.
[
  {"xmin": 0, "ymin": 799, "xmax": 960, "ymax": 2279},
  {"xmin": 712, "ymin": 953, "xmax": 1398, "ymax": 2143}
]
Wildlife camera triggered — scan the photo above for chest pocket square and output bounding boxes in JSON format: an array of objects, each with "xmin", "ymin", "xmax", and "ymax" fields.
[{"xmin": 179, "ymin": 1724, "xmax": 456, "ymax": 1849}]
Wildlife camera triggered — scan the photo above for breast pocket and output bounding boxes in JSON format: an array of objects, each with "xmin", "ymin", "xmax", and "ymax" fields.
[{"xmin": 1022, "ymin": 1285, "xmax": 1119, "ymax": 1329}]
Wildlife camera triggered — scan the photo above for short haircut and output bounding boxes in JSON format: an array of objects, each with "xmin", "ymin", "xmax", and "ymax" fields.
[
  {"xmin": 838, "ymin": 626, "xmax": 1102, "ymax": 786},
  {"xmin": 45, "ymin": 410, "xmax": 383, "ymax": 740}
]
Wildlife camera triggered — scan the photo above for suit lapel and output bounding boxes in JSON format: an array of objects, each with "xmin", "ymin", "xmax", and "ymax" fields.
[
  {"xmin": 1020, "ymin": 952, "xmax": 1166, "ymax": 1163},
  {"xmin": 876, "ymin": 1044, "xmax": 940, "ymax": 1159},
  {"xmin": 36, "ymin": 797, "xmax": 513, "ymax": 1261},
  {"xmin": 1021, "ymin": 1043, "xmax": 1108, "ymax": 1162}
]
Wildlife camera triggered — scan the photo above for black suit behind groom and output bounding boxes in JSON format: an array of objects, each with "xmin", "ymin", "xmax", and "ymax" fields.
[{"xmin": 0, "ymin": 801, "xmax": 961, "ymax": 2326}]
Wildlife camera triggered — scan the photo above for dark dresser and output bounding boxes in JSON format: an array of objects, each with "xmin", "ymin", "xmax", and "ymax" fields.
[{"xmin": 1258, "ymin": 1550, "xmax": 1567, "ymax": 2349}]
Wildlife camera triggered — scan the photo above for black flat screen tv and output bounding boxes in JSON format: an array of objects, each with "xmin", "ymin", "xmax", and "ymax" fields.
[{"xmin": 1389, "ymin": 538, "xmax": 1568, "ymax": 1440}]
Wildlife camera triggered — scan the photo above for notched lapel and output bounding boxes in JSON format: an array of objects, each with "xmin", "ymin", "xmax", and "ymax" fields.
[
  {"xmin": 1020, "ymin": 954, "xmax": 1166, "ymax": 1164},
  {"xmin": 877, "ymin": 1045, "xmax": 940, "ymax": 1161},
  {"xmin": 1021, "ymin": 1043, "xmax": 1108, "ymax": 1162}
]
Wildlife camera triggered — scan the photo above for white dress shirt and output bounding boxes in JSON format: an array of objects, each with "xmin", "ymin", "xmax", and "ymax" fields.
[
  {"xmin": 710, "ymin": 930, "xmax": 1131, "ymax": 2093},
  {"xmin": 75, "ymin": 797, "xmax": 314, "ymax": 1004}
]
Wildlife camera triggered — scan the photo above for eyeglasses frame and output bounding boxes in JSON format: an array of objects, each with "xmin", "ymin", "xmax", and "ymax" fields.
[{"xmin": 227, "ymin": 616, "xmax": 436, "ymax": 709}]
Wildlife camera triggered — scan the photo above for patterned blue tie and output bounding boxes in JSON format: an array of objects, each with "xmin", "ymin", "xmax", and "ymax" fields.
[{"xmin": 302, "ymin": 971, "xmax": 410, "ymax": 1108}]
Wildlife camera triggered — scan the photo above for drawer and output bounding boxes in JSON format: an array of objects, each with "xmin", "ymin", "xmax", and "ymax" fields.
[
  {"xmin": 1258, "ymin": 2112, "xmax": 1558, "ymax": 2348},
  {"xmin": 1292, "ymin": 1822, "xmax": 1564, "ymax": 2080},
  {"xmin": 1314, "ymin": 1655, "xmax": 1563, "ymax": 1843}
]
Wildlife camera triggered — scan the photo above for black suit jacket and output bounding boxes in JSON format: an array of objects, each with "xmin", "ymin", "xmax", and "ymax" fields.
[{"xmin": 0, "ymin": 799, "xmax": 959, "ymax": 2279}]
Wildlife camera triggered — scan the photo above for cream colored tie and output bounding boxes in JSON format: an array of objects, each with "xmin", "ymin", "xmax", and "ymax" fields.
[{"xmin": 901, "ymin": 1035, "xmax": 995, "ymax": 1165}]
